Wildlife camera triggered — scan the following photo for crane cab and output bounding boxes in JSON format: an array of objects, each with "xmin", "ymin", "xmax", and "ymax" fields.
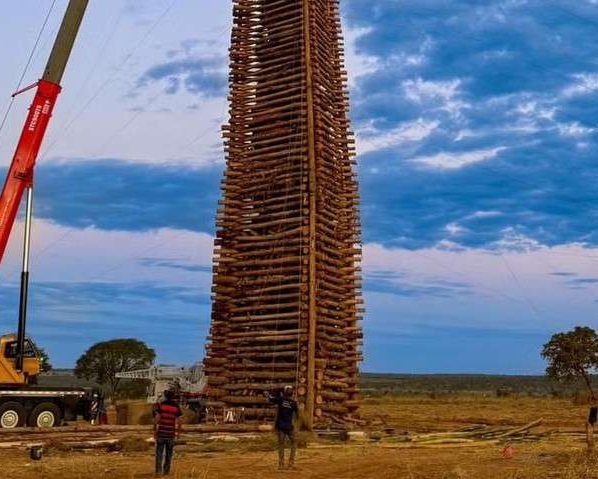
[{"xmin": 0, "ymin": 334, "xmax": 41, "ymax": 386}]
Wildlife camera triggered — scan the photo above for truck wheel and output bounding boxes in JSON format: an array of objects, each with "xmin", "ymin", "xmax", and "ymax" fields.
[
  {"xmin": 0, "ymin": 402, "xmax": 26, "ymax": 428},
  {"xmin": 29, "ymin": 402, "xmax": 62, "ymax": 428}
]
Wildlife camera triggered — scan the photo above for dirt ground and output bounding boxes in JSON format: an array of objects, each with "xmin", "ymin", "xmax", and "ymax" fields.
[
  {"xmin": 2, "ymin": 394, "xmax": 596, "ymax": 479},
  {"xmin": 3, "ymin": 439, "xmax": 597, "ymax": 479}
]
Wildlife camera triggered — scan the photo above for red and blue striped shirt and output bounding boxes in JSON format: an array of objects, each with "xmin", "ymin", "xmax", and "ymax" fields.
[{"xmin": 153, "ymin": 400, "xmax": 183, "ymax": 439}]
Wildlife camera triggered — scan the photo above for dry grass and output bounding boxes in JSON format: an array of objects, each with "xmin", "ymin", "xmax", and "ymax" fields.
[
  {"xmin": 560, "ymin": 452, "xmax": 598, "ymax": 479},
  {"xmin": 360, "ymin": 393, "xmax": 588, "ymax": 432},
  {"xmin": 117, "ymin": 436, "xmax": 152, "ymax": 452},
  {"xmin": 2, "ymin": 441, "xmax": 596, "ymax": 478}
]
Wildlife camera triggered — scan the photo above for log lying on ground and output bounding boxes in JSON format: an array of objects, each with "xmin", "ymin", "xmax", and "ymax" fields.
[
  {"xmin": 402, "ymin": 419, "xmax": 547, "ymax": 446},
  {"xmin": 0, "ymin": 426, "xmax": 277, "ymax": 450},
  {"xmin": 0, "ymin": 423, "xmax": 273, "ymax": 437}
]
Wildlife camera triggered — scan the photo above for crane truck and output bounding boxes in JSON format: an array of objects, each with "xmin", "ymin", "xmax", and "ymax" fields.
[
  {"xmin": 0, "ymin": 0, "xmax": 99, "ymax": 428},
  {"xmin": 115, "ymin": 364, "xmax": 208, "ymax": 422}
]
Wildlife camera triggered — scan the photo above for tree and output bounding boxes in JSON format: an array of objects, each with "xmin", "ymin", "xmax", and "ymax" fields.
[
  {"xmin": 74, "ymin": 339, "xmax": 155, "ymax": 397},
  {"xmin": 37, "ymin": 347, "xmax": 52, "ymax": 373},
  {"xmin": 542, "ymin": 326, "xmax": 598, "ymax": 400}
]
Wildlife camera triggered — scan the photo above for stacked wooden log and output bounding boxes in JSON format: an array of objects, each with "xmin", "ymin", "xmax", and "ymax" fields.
[
  {"xmin": 0, "ymin": 424, "xmax": 274, "ymax": 450},
  {"xmin": 399, "ymin": 420, "xmax": 547, "ymax": 447},
  {"xmin": 204, "ymin": 0, "xmax": 362, "ymax": 429}
]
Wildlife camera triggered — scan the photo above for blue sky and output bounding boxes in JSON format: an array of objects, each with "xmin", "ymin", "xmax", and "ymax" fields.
[{"xmin": 0, "ymin": 0, "xmax": 597, "ymax": 374}]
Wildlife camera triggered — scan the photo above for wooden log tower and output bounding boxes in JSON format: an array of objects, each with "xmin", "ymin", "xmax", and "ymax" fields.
[{"xmin": 204, "ymin": 0, "xmax": 363, "ymax": 429}]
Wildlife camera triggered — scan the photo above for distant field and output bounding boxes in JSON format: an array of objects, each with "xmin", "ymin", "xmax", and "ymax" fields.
[
  {"xmin": 360, "ymin": 373, "xmax": 596, "ymax": 396},
  {"xmin": 40, "ymin": 370, "xmax": 595, "ymax": 398},
  {"xmin": 360, "ymin": 393, "xmax": 588, "ymax": 432}
]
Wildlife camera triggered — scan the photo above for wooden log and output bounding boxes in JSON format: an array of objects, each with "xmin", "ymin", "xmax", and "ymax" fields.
[
  {"xmin": 220, "ymin": 396, "xmax": 270, "ymax": 405},
  {"xmin": 320, "ymin": 390, "xmax": 348, "ymax": 400},
  {"xmin": 231, "ymin": 343, "xmax": 303, "ymax": 353},
  {"xmin": 227, "ymin": 328, "xmax": 306, "ymax": 339},
  {"xmin": 225, "ymin": 333, "xmax": 305, "ymax": 344},
  {"xmin": 230, "ymin": 351, "xmax": 298, "ymax": 359},
  {"xmin": 228, "ymin": 370, "xmax": 296, "ymax": 379},
  {"xmin": 229, "ymin": 361, "xmax": 297, "ymax": 370},
  {"xmin": 222, "ymin": 382, "xmax": 291, "ymax": 390}
]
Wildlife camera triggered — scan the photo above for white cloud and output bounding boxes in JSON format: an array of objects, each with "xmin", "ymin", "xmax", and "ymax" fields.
[
  {"xmin": 356, "ymin": 118, "xmax": 439, "ymax": 154},
  {"xmin": 505, "ymin": 99, "xmax": 555, "ymax": 136},
  {"xmin": 445, "ymin": 222, "xmax": 468, "ymax": 236},
  {"xmin": 561, "ymin": 73, "xmax": 598, "ymax": 98},
  {"xmin": 344, "ymin": 26, "xmax": 379, "ymax": 88},
  {"xmin": 488, "ymin": 228, "xmax": 543, "ymax": 252},
  {"xmin": 386, "ymin": 37, "xmax": 433, "ymax": 69},
  {"xmin": 402, "ymin": 78, "xmax": 468, "ymax": 117},
  {"xmin": 481, "ymin": 48, "xmax": 512, "ymax": 60},
  {"xmin": 403, "ymin": 78, "xmax": 461, "ymax": 102},
  {"xmin": 511, "ymin": 98, "xmax": 595, "ymax": 140},
  {"xmin": 410, "ymin": 146, "xmax": 506, "ymax": 170},
  {"xmin": 454, "ymin": 129, "xmax": 476, "ymax": 141},
  {"xmin": 557, "ymin": 121, "xmax": 595, "ymax": 138},
  {"xmin": 515, "ymin": 101, "xmax": 555, "ymax": 121},
  {"xmin": 466, "ymin": 210, "xmax": 503, "ymax": 220}
]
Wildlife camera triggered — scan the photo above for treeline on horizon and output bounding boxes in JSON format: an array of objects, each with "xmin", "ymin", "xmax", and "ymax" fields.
[
  {"xmin": 359, "ymin": 373, "xmax": 598, "ymax": 396},
  {"xmin": 40, "ymin": 370, "xmax": 597, "ymax": 397}
]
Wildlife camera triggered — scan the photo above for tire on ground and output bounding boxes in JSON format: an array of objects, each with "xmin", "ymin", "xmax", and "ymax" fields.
[
  {"xmin": 29, "ymin": 402, "xmax": 62, "ymax": 428},
  {"xmin": 0, "ymin": 401, "xmax": 26, "ymax": 428}
]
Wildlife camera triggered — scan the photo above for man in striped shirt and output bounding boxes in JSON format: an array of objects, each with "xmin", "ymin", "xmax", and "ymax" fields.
[{"xmin": 153, "ymin": 389, "xmax": 183, "ymax": 475}]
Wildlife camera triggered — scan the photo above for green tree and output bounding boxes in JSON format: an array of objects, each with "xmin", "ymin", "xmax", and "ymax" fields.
[
  {"xmin": 74, "ymin": 339, "xmax": 155, "ymax": 397},
  {"xmin": 542, "ymin": 326, "xmax": 598, "ymax": 399},
  {"xmin": 37, "ymin": 347, "xmax": 52, "ymax": 373}
]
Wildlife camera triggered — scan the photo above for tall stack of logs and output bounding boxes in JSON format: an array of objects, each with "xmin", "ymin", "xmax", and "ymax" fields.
[{"xmin": 204, "ymin": 0, "xmax": 363, "ymax": 429}]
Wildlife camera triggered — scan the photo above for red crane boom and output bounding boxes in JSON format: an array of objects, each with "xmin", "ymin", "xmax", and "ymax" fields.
[
  {"xmin": 0, "ymin": 0, "xmax": 88, "ymax": 370},
  {"xmin": 0, "ymin": 0, "xmax": 88, "ymax": 261},
  {"xmin": 0, "ymin": 80, "xmax": 62, "ymax": 260}
]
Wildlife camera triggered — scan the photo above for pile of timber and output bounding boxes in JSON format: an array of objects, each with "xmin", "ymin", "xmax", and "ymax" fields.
[
  {"xmin": 387, "ymin": 420, "xmax": 548, "ymax": 448},
  {"xmin": 204, "ymin": 0, "xmax": 363, "ymax": 428},
  {"xmin": 0, "ymin": 423, "xmax": 272, "ymax": 437},
  {"xmin": 0, "ymin": 424, "xmax": 273, "ymax": 450}
]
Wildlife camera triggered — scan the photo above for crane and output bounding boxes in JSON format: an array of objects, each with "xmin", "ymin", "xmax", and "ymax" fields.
[
  {"xmin": 116, "ymin": 364, "xmax": 207, "ymax": 403},
  {"xmin": 115, "ymin": 364, "xmax": 209, "ymax": 423},
  {"xmin": 0, "ymin": 1, "xmax": 99, "ymax": 429}
]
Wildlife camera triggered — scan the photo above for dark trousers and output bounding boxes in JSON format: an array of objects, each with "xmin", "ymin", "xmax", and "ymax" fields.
[
  {"xmin": 155, "ymin": 438, "xmax": 175, "ymax": 474},
  {"xmin": 277, "ymin": 430, "xmax": 296, "ymax": 467}
]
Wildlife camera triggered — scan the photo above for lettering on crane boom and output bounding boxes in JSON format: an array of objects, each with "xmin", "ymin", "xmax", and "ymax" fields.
[{"xmin": 27, "ymin": 100, "xmax": 51, "ymax": 132}]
